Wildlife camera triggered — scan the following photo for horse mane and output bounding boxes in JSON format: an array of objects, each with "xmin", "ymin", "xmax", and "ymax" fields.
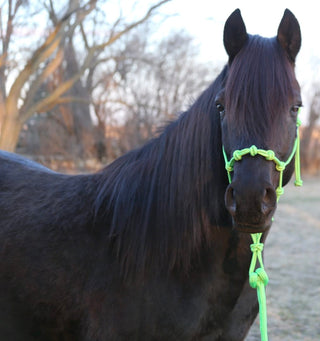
[
  {"xmin": 225, "ymin": 35, "xmax": 298, "ymax": 147},
  {"xmin": 94, "ymin": 67, "xmax": 230, "ymax": 278}
]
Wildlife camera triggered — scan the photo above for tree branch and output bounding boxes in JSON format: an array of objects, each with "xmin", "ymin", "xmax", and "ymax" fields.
[
  {"xmin": 5, "ymin": 17, "xmax": 69, "ymax": 116},
  {"xmin": 21, "ymin": 76, "xmax": 78, "ymax": 121},
  {"xmin": 20, "ymin": 48, "xmax": 64, "ymax": 116},
  {"xmin": 94, "ymin": 0, "xmax": 171, "ymax": 52},
  {"xmin": 38, "ymin": 95, "xmax": 90, "ymax": 113}
]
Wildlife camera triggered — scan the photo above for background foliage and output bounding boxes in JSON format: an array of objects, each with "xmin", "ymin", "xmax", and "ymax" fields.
[{"xmin": 0, "ymin": 0, "xmax": 319, "ymax": 173}]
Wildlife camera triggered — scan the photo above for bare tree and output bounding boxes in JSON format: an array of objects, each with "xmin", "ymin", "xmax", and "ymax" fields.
[
  {"xmin": 0, "ymin": 0, "xmax": 170, "ymax": 152},
  {"xmin": 92, "ymin": 29, "xmax": 217, "ymax": 158}
]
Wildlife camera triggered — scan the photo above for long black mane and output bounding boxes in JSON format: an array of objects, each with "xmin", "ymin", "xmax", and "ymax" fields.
[{"xmin": 94, "ymin": 68, "xmax": 230, "ymax": 277}]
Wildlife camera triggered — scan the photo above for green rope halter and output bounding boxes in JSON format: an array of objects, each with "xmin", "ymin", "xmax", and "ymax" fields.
[{"xmin": 222, "ymin": 109, "xmax": 303, "ymax": 341}]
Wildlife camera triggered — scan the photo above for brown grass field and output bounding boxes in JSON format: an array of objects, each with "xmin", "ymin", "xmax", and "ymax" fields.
[{"xmin": 246, "ymin": 176, "xmax": 320, "ymax": 340}]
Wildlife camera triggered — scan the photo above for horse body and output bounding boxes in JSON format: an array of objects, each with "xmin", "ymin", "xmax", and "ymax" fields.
[
  {"xmin": 0, "ymin": 150, "xmax": 256, "ymax": 340},
  {"xmin": 0, "ymin": 155, "xmax": 96, "ymax": 339},
  {"xmin": 0, "ymin": 8, "xmax": 301, "ymax": 341}
]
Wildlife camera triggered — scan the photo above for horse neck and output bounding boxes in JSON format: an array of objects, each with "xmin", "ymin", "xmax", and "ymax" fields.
[{"xmin": 94, "ymin": 69, "xmax": 231, "ymax": 278}]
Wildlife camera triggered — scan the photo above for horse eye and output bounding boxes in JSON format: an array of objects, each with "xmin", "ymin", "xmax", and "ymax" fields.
[
  {"xmin": 216, "ymin": 103, "xmax": 225, "ymax": 114},
  {"xmin": 290, "ymin": 105, "xmax": 300, "ymax": 114}
]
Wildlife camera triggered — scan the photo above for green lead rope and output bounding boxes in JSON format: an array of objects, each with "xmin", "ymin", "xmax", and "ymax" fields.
[
  {"xmin": 249, "ymin": 232, "xmax": 268, "ymax": 341},
  {"xmin": 222, "ymin": 109, "xmax": 303, "ymax": 341}
]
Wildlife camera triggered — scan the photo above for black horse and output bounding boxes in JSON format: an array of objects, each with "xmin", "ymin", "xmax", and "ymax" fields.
[{"xmin": 0, "ymin": 9, "xmax": 301, "ymax": 341}]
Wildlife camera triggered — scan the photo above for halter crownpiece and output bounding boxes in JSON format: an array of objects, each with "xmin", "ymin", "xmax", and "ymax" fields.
[{"xmin": 222, "ymin": 108, "xmax": 303, "ymax": 341}]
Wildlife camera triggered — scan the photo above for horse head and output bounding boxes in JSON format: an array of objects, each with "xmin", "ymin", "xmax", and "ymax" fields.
[{"xmin": 217, "ymin": 9, "xmax": 301, "ymax": 233}]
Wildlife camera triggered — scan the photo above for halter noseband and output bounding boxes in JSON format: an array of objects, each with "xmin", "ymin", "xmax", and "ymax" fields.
[{"xmin": 222, "ymin": 108, "xmax": 303, "ymax": 201}]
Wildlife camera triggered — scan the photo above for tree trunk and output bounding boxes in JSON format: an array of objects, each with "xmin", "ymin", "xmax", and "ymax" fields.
[
  {"xmin": 0, "ymin": 112, "xmax": 22, "ymax": 152},
  {"xmin": 63, "ymin": 38, "xmax": 97, "ymax": 159}
]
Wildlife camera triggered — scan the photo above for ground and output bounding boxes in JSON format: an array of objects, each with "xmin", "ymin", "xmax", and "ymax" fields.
[{"xmin": 246, "ymin": 176, "xmax": 320, "ymax": 340}]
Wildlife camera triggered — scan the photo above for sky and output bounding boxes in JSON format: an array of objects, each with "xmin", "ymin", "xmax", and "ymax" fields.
[
  {"xmin": 151, "ymin": 0, "xmax": 320, "ymax": 115},
  {"xmin": 158, "ymin": 0, "xmax": 319, "ymax": 68}
]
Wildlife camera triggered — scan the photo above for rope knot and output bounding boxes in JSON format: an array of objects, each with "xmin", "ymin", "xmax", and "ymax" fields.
[
  {"xmin": 225, "ymin": 162, "xmax": 233, "ymax": 172},
  {"xmin": 256, "ymin": 267, "xmax": 269, "ymax": 285},
  {"xmin": 250, "ymin": 242, "xmax": 264, "ymax": 253},
  {"xmin": 233, "ymin": 150, "xmax": 242, "ymax": 161},
  {"xmin": 249, "ymin": 272, "xmax": 258, "ymax": 288},
  {"xmin": 294, "ymin": 179, "xmax": 303, "ymax": 187},
  {"xmin": 276, "ymin": 186, "xmax": 284, "ymax": 197},
  {"xmin": 249, "ymin": 268, "xmax": 269, "ymax": 288},
  {"xmin": 265, "ymin": 150, "xmax": 275, "ymax": 161},
  {"xmin": 276, "ymin": 162, "xmax": 285, "ymax": 172},
  {"xmin": 249, "ymin": 145, "xmax": 258, "ymax": 156}
]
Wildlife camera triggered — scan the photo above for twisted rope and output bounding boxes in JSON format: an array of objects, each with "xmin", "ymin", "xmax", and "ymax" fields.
[
  {"xmin": 222, "ymin": 109, "xmax": 303, "ymax": 341},
  {"xmin": 249, "ymin": 233, "xmax": 269, "ymax": 341}
]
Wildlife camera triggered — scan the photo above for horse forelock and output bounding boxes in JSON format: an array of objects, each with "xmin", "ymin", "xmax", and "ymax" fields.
[
  {"xmin": 93, "ymin": 69, "xmax": 229, "ymax": 279},
  {"xmin": 224, "ymin": 35, "xmax": 298, "ymax": 147}
]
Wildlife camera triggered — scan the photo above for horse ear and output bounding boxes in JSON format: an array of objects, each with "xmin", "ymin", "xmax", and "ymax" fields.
[
  {"xmin": 223, "ymin": 9, "xmax": 248, "ymax": 63},
  {"xmin": 277, "ymin": 9, "xmax": 301, "ymax": 63}
]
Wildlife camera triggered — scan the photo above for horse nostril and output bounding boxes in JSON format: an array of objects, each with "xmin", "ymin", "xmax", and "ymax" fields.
[
  {"xmin": 225, "ymin": 185, "xmax": 236, "ymax": 216},
  {"xmin": 261, "ymin": 187, "xmax": 277, "ymax": 215},
  {"xmin": 225, "ymin": 183, "xmax": 277, "ymax": 221}
]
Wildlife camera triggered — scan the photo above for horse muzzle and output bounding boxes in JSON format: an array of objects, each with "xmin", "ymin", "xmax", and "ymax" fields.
[{"xmin": 224, "ymin": 177, "xmax": 277, "ymax": 233}]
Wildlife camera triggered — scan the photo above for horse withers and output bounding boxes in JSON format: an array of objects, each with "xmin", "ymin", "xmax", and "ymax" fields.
[{"xmin": 0, "ymin": 9, "xmax": 301, "ymax": 341}]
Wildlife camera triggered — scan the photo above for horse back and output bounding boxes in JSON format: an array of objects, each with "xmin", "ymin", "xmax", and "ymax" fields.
[{"xmin": 0, "ymin": 151, "xmax": 100, "ymax": 340}]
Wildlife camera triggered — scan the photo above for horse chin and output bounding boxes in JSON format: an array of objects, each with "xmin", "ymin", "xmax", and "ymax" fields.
[{"xmin": 232, "ymin": 221, "xmax": 271, "ymax": 234}]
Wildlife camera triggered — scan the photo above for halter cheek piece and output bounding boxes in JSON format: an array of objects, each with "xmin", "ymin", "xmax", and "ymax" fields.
[{"xmin": 221, "ymin": 108, "xmax": 303, "ymax": 341}]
